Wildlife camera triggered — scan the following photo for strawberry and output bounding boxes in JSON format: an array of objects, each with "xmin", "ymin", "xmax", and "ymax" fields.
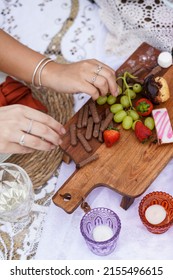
[
  {"xmin": 135, "ymin": 98, "xmax": 153, "ymax": 117},
  {"xmin": 134, "ymin": 121, "xmax": 152, "ymax": 143},
  {"xmin": 103, "ymin": 128, "xmax": 120, "ymax": 147}
]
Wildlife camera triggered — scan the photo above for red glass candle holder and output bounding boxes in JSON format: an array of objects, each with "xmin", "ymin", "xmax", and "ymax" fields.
[{"xmin": 138, "ymin": 191, "xmax": 173, "ymax": 234}]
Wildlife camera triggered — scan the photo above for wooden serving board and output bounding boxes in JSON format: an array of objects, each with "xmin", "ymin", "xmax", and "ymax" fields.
[{"xmin": 53, "ymin": 42, "xmax": 173, "ymax": 213}]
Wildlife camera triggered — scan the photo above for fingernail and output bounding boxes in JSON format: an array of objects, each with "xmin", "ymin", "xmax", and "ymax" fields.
[
  {"xmin": 113, "ymin": 91, "xmax": 118, "ymax": 97},
  {"xmin": 61, "ymin": 127, "xmax": 66, "ymax": 134}
]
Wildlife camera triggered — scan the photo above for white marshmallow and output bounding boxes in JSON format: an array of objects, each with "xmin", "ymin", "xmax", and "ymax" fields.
[{"xmin": 157, "ymin": 51, "xmax": 172, "ymax": 68}]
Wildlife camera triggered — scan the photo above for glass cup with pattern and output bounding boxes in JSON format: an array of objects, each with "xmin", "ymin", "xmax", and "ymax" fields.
[
  {"xmin": 0, "ymin": 163, "xmax": 34, "ymax": 223},
  {"xmin": 80, "ymin": 207, "xmax": 121, "ymax": 256}
]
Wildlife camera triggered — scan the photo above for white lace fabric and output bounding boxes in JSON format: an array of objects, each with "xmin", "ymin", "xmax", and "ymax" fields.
[{"xmin": 94, "ymin": 0, "xmax": 173, "ymax": 56}]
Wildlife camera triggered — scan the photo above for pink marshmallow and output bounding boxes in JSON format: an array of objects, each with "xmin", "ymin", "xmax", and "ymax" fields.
[{"xmin": 152, "ymin": 108, "xmax": 173, "ymax": 144}]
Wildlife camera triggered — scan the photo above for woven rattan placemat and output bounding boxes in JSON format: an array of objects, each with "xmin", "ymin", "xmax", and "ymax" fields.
[{"xmin": 5, "ymin": 0, "xmax": 79, "ymax": 189}]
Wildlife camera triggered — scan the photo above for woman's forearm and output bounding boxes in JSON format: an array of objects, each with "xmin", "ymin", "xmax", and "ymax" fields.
[{"xmin": 0, "ymin": 29, "xmax": 45, "ymax": 84}]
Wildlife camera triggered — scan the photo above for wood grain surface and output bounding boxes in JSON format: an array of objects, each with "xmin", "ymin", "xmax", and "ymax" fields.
[{"xmin": 53, "ymin": 43, "xmax": 173, "ymax": 213}]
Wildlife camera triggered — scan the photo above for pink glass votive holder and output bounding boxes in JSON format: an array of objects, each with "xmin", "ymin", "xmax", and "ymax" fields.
[{"xmin": 80, "ymin": 207, "xmax": 121, "ymax": 256}]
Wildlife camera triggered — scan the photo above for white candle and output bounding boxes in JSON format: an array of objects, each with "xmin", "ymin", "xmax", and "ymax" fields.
[
  {"xmin": 157, "ymin": 51, "xmax": 172, "ymax": 68},
  {"xmin": 92, "ymin": 225, "xmax": 113, "ymax": 242},
  {"xmin": 145, "ymin": 205, "xmax": 167, "ymax": 225}
]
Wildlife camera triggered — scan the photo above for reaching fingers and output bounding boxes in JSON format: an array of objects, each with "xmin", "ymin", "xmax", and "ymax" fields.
[
  {"xmin": 14, "ymin": 115, "xmax": 63, "ymax": 150},
  {"xmin": 0, "ymin": 105, "xmax": 66, "ymax": 153},
  {"xmin": 16, "ymin": 133, "xmax": 56, "ymax": 151},
  {"xmin": 91, "ymin": 74, "xmax": 109, "ymax": 96},
  {"xmin": 94, "ymin": 64, "xmax": 119, "ymax": 96},
  {"xmin": 84, "ymin": 60, "xmax": 119, "ymax": 98},
  {"xmin": 22, "ymin": 106, "xmax": 66, "ymax": 136},
  {"xmin": 21, "ymin": 119, "xmax": 63, "ymax": 146},
  {"xmin": 2, "ymin": 105, "xmax": 66, "ymax": 136}
]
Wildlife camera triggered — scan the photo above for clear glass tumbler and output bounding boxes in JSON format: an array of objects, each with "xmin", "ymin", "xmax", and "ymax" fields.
[
  {"xmin": 0, "ymin": 163, "xmax": 34, "ymax": 223},
  {"xmin": 80, "ymin": 207, "xmax": 121, "ymax": 256}
]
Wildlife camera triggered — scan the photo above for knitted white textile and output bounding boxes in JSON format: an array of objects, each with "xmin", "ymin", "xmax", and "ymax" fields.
[{"xmin": 94, "ymin": 0, "xmax": 173, "ymax": 56}]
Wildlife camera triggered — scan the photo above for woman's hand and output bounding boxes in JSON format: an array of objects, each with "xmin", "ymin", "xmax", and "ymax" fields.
[
  {"xmin": 0, "ymin": 104, "xmax": 66, "ymax": 154},
  {"xmin": 43, "ymin": 59, "xmax": 119, "ymax": 100},
  {"xmin": 0, "ymin": 31, "xmax": 118, "ymax": 100}
]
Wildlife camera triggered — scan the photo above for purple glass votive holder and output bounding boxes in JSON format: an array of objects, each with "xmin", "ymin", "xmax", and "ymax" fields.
[{"xmin": 80, "ymin": 207, "xmax": 121, "ymax": 256}]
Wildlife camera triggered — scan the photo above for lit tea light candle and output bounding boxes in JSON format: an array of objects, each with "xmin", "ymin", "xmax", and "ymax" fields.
[
  {"xmin": 92, "ymin": 225, "xmax": 113, "ymax": 242},
  {"xmin": 145, "ymin": 205, "xmax": 167, "ymax": 225}
]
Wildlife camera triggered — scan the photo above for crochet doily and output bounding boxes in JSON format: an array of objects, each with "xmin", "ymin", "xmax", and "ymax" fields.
[{"xmin": 94, "ymin": 0, "xmax": 173, "ymax": 56}]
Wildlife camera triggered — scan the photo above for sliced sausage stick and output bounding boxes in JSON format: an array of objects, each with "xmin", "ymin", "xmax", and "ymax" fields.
[
  {"xmin": 132, "ymin": 67, "xmax": 146, "ymax": 77},
  {"xmin": 145, "ymin": 65, "xmax": 162, "ymax": 79},
  {"xmin": 130, "ymin": 64, "xmax": 141, "ymax": 74},
  {"xmin": 89, "ymin": 101, "xmax": 100, "ymax": 123},
  {"xmin": 98, "ymin": 120, "xmax": 104, "ymax": 143},
  {"xmin": 70, "ymin": 123, "xmax": 77, "ymax": 146},
  {"xmin": 93, "ymin": 122, "xmax": 101, "ymax": 138},
  {"xmin": 105, "ymin": 107, "xmax": 110, "ymax": 117},
  {"xmin": 98, "ymin": 129, "xmax": 104, "ymax": 143},
  {"xmin": 77, "ymin": 107, "xmax": 84, "ymax": 128},
  {"xmin": 85, "ymin": 117, "xmax": 94, "ymax": 140},
  {"xmin": 77, "ymin": 131, "xmax": 92, "ymax": 153},
  {"xmin": 76, "ymin": 154, "xmax": 99, "ymax": 169},
  {"xmin": 100, "ymin": 112, "xmax": 114, "ymax": 131},
  {"xmin": 82, "ymin": 104, "xmax": 89, "ymax": 127},
  {"xmin": 150, "ymin": 65, "xmax": 162, "ymax": 75}
]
